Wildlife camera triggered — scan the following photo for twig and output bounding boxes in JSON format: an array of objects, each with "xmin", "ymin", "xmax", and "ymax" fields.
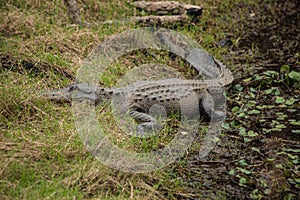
[
  {"xmin": 133, "ymin": 1, "xmax": 202, "ymax": 17},
  {"xmin": 131, "ymin": 14, "xmax": 189, "ymax": 25}
]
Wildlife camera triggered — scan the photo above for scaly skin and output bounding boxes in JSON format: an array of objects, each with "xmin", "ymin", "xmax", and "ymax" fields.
[{"xmin": 44, "ymin": 77, "xmax": 228, "ymax": 135}]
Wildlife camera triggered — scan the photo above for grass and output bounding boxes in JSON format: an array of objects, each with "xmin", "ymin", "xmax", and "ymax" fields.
[{"xmin": 1, "ymin": 0, "xmax": 299, "ymax": 199}]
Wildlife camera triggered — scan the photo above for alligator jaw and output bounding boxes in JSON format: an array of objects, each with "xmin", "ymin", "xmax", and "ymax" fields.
[{"xmin": 43, "ymin": 86, "xmax": 73, "ymax": 101}]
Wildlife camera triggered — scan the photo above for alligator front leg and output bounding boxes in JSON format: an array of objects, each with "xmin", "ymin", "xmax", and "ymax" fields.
[{"xmin": 129, "ymin": 110, "xmax": 162, "ymax": 137}]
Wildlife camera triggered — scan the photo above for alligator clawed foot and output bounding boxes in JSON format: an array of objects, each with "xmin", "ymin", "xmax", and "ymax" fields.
[
  {"xmin": 133, "ymin": 122, "xmax": 161, "ymax": 138},
  {"xmin": 212, "ymin": 110, "xmax": 226, "ymax": 120}
]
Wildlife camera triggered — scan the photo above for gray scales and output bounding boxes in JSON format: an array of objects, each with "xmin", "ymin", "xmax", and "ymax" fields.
[{"xmin": 44, "ymin": 35, "xmax": 234, "ymax": 136}]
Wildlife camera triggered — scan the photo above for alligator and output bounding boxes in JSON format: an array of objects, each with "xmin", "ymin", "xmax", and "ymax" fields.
[
  {"xmin": 47, "ymin": 80, "xmax": 220, "ymax": 134},
  {"xmin": 43, "ymin": 31, "xmax": 234, "ymax": 136},
  {"xmin": 44, "ymin": 70, "xmax": 232, "ymax": 137}
]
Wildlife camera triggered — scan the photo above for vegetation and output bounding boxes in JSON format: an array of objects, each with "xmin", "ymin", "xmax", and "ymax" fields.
[{"xmin": 0, "ymin": 0, "xmax": 299, "ymax": 199}]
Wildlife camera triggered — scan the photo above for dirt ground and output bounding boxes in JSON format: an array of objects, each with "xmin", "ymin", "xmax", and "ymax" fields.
[{"xmin": 180, "ymin": 0, "xmax": 300, "ymax": 199}]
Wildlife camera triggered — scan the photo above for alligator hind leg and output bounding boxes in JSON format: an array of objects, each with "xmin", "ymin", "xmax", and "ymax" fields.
[{"xmin": 200, "ymin": 92, "xmax": 225, "ymax": 119}]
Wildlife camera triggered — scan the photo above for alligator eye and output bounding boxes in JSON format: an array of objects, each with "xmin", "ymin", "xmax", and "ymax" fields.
[{"xmin": 69, "ymin": 85, "xmax": 78, "ymax": 91}]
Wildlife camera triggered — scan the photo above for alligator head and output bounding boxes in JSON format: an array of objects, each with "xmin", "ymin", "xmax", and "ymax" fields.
[{"xmin": 44, "ymin": 83, "xmax": 100, "ymax": 103}]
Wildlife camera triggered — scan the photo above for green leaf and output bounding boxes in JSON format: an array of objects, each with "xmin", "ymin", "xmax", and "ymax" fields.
[
  {"xmin": 290, "ymin": 121, "xmax": 300, "ymax": 126},
  {"xmin": 264, "ymin": 70, "xmax": 278, "ymax": 76},
  {"xmin": 286, "ymin": 97, "xmax": 297, "ymax": 105},
  {"xmin": 280, "ymin": 65, "xmax": 290, "ymax": 73},
  {"xmin": 238, "ymin": 167, "xmax": 252, "ymax": 174},
  {"xmin": 262, "ymin": 128, "xmax": 272, "ymax": 133},
  {"xmin": 251, "ymin": 147, "xmax": 260, "ymax": 153},
  {"xmin": 250, "ymin": 189, "xmax": 263, "ymax": 199},
  {"xmin": 276, "ymin": 112, "xmax": 288, "ymax": 120},
  {"xmin": 239, "ymin": 127, "xmax": 247, "ymax": 136},
  {"xmin": 275, "ymin": 124, "xmax": 286, "ymax": 129},
  {"xmin": 228, "ymin": 169, "xmax": 235, "ymax": 175},
  {"xmin": 257, "ymin": 105, "xmax": 275, "ymax": 109},
  {"xmin": 244, "ymin": 138, "xmax": 252, "ymax": 142},
  {"xmin": 287, "ymin": 153, "xmax": 297, "ymax": 160},
  {"xmin": 250, "ymin": 87, "xmax": 257, "ymax": 93},
  {"xmin": 283, "ymin": 193, "xmax": 296, "ymax": 200},
  {"xmin": 254, "ymin": 75, "xmax": 263, "ymax": 80},
  {"xmin": 264, "ymin": 189, "xmax": 272, "ymax": 195},
  {"xmin": 289, "ymin": 71, "xmax": 300, "ymax": 81},
  {"xmin": 282, "ymin": 148, "xmax": 300, "ymax": 153},
  {"xmin": 265, "ymin": 88, "xmax": 273, "ymax": 94},
  {"xmin": 245, "ymin": 100, "xmax": 256, "ymax": 108},
  {"xmin": 238, "ymin": 159, "xmax": 248, "ymax": 167},
  {"xmin": 288, "ymin": 178, "xmax": 296, "ymax": 184},
  {"xmin": 232, "ymin": 106, "xmax": 240, "ymax": 113},
  {"xmin": 237, "ymin": 112, "xmax": 247, "ymax": 117},
  {"xmin": 292, "ymin": 130, "xmax": 300, "ymax": 133},
  {"xmin": 265, "ymin": 87, "xmax": 280, "ymax": 95},
  {"xmin": 274, "ymin": 89, "xmax": 281, "ymax": 96},
  {"xmin": 292, "ymin": 159, "xmax": 299, "ymax": 164},
  {"xmin": 287, "ymin": 109, "xmax": 297, "ymax": 113},
  {"xmin": 248, "ymin": 91, "xmax": 256, "ymax": 98},
  {"xmin": 222, "ymin": 123, "xmax": 230, "ymax": 130},
  {"xmin": 248, "ymin": 110, "xmax": 260, "ymax": 114},
  {"xmin": 260, "ymin": 179, "xmax": 268, "ymax": 187},
  {"xmin": 294, "ymin": 178, "xmax": 300, "ymax": 183},
  {"xmin": 276, "ymin": 97, "xmax": 285, "ymax": 104},
  {"xmin": 239, "ymin": 177, "xmax": 247, "ymax": 186},
  {"xmin": 248, "ymin": 130, "xmax": 259, "ymax": 137},
  {"xmin": 243, "ymin": 77, "xmax": 252, "ymax": 82},
  {"xmin": 244, "ymin": 94, "xmax": 251, "ymax": 99},
  {"xmin": 252, "ymin": 189, "xmax": 259, "ymax": 194},
  {"xmin": 230, "ymin": 120, "xmax": 241, "ymax": 128},
  {"xmin": 275, "ymin": 164, "xmax": 284, "ymax": 169},
  {"xmin": 235, "ymin": 84, "xmax": 243, "ymax": 91}
]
